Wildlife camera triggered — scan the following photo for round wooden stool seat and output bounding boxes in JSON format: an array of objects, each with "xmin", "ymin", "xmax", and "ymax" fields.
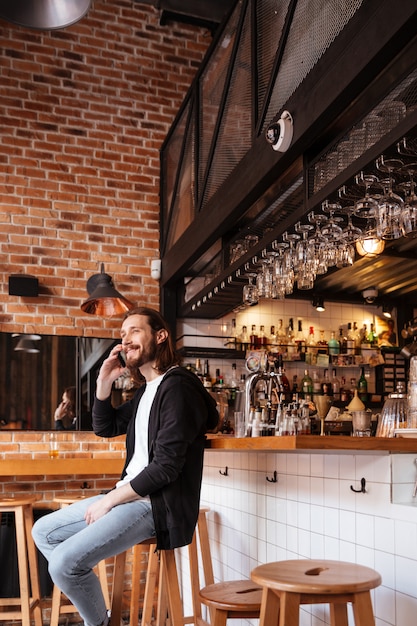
[
  {"xmin": 200, "ymin": 580, "xmax": 263, "ymax": 612},
  {"xmin": 251, "ymin": 559, "xmax": 382, "ymax": 626},
  {"xmin": 0, "ymin": 496, "xmax": 42, "ymax": 626}
]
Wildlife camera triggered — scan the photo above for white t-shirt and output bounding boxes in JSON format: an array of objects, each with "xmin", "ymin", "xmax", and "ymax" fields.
[{"xmin": 116, "ymin": 373, "xmax": 164, "ymax": 491}]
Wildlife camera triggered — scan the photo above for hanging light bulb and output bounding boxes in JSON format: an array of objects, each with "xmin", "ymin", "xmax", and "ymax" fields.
[
  {"xmin": 80, "ymin": 264, "xmax": 135, "ymax": 317},
  {"xmin": 356, "ymin": 236, "xmax": 385, "ymax": 256}
]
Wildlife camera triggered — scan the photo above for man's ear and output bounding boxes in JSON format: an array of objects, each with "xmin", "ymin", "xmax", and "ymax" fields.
[{"xmin": 156, "ymin": 329, "xmax": 168, "ymax": 344}]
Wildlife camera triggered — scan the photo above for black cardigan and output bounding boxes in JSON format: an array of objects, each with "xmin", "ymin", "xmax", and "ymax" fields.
[{"xmin": 92, "ymin": 366, "xmax": 218, "ymax": 550}]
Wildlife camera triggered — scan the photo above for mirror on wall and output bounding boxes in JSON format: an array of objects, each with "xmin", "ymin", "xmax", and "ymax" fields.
[{"xmin": 0, "ymin": 333, "xmax": 117, "ymax": 430}]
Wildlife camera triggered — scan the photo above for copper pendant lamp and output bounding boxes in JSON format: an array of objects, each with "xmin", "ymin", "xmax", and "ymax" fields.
[
  {"xmin": 81, "ymin": 264, "xmax": 134, "ymax": 317},
  {"xmin": 0, "ymin": 0, "xmax": 92, "ymax": 30}
]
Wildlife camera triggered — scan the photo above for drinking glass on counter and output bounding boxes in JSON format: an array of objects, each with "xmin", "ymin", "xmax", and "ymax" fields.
[{"xmin": 49, "ymin": 432, "xmax": 59, "ymax": 458}]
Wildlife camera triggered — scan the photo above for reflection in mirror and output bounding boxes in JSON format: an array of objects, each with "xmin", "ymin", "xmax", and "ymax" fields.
[{"xmin": 0, "ymin": 333, "xmax": 137, "ymax": 430}]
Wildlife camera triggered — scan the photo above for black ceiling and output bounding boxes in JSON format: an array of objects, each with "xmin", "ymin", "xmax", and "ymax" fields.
[{"xmin": 135, "ymin": 0, "xmax": 236, "ymax": 32}]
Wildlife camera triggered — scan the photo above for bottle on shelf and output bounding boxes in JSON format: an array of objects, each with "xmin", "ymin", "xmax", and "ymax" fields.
[
  {"xmin": 276, "ymin": 319, "xmax": 286, "ymax": 345},
  {"xmin": 331, "ymin": 368, "xmax": 340, "ymax": 401},
  {"xmin": 296, "ymin": 320, "xmax": 306, "ymax": 359},
  {"xmin": 286, "ymin": 318, "xmax": 296, "ymax": 357},
  {"xmin": 240, "ymin": 325, "xmax": 249, "ymax": 352},
  {"xmin": 352, "ymin": 321, "xmax": 361, "ymax": 354},
  {"xmin": 328, "ymin": 330, "xmax": 340, "ymax": 356},
  {"xmin": 275, "ymin": 355, "xmax": 291, "ymax": 402},
  {"xmin": 306, "ymin": 326, "xmax": 317, "ymax": 364},
  {"xmin": 367, "ymin": 323, "xmax": 378, "ymax": 346},
  {"xmin": 301, "ymin": 369, "xmax": 313, "ymax": 400},
  {"xmin": 321, "ymin": 369, "xmax": 333, "ymax": 396},
  {"xmin": 250, "ymin": 324, "xmax": 258, "ymax": 350},
  {"xmin": 312, "ymin": 370, "xmax": 322, "ymax": 397},
  {"xmin": 346, "ymin": 322, "xmax": 355, "ymax": 355},
  {"xmin": 203, "ymin": 360, "xmax": 212, "ymax": 389},
  {"xmin": 230, "ymin": 318, "xmax": 241, "ymax": 350},
  {"xmin": 359, "ymin": 323, "xmax": 368, "ymax": 346},
  {"xmin": 340, "ymin": 376, "xmax": 350, "ymax": 404},
  {"xmin": 317, "ymin": 330, "xmax": 328, "ymax": 355},
  {"xmin": 269, "ymin": 325, "xmax": 277, "ymax": 346},
  {"xmin": 213, "ymin": 368, "xmax": 225, "ymax": 391},
  {"xmin": 194, "ymin": 358, "xmax": 203, "ymax": 381},
  {"xmin": 357, "ymin": 367, "xmax": 368, "ymax": 403},
  {"xmin": 259, "ymin": 325, "xmax": 268, "ymax": 347},
  {"xmin": 339, "ymin": 327, "xmax": 347, "ymax": 354}
]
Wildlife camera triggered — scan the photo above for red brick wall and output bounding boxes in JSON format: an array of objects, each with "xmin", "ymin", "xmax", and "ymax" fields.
[{"xmin": 0, "ymin": 1, "xmax": 211, "ymax": 338}]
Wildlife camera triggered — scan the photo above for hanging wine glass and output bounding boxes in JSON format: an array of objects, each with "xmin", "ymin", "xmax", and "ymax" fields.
[
  {"xmin": 375, "ymin": 156, "xmax": 404, "ymax": 240},
  {"xmin": 308, "ymin": 211, "xmax": 329, "ymax": 275},
  {"xmin": 353, "ymin": 172, "xmax": 381, "ymax": 219},
  {"xmin": 294, "ymin": 222, "xmax": 315, "ymax": 289},
  {"xmin": 272, "ymin": 242, "xmax": 289, "ymax": 300},
  {"xmin": 399, "ymin": 162, "xmax": 417, "ymax": 237},
  {"xmin": 242, "ymin": 273, "xmax": 259, "ymax": 306}
]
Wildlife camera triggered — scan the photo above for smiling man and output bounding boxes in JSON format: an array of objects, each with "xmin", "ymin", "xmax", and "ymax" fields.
[{"xmin": 32, "ymin": 307, "xmax": 218, "ymax": 626}]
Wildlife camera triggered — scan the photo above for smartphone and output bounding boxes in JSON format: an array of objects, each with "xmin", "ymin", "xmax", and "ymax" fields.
[{"xmin": 118, "ymin": 351, "xmax": 126, "ymax": 367}]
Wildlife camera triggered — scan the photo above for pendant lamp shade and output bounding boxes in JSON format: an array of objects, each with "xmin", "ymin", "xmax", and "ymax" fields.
[
  {"xmin": 0, "ymin": 0, "xmax": 92, "ymax": 30},
  {"xmin": 81, "ymin": 264, "xmax": 134, "ymax": 317}
]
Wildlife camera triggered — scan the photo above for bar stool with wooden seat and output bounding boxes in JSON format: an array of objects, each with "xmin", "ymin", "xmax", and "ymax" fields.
[
  {"xmin": 251, "ymin": 559, "xmax": 382, "ymax": 626},
  {"xmin": 111, "ymin": 507, "xmax": 215, "ymax": 626},
  {"xmin": 50, "ymin": 495, "xmax": 111, "ymax": 626},
  {"xmin": 198, "ymin": 580, "xmax": 263, "ymax": 626},
  {"xmin": 0, "ymin": 495, "xmax": 43, "ymax": 626}
]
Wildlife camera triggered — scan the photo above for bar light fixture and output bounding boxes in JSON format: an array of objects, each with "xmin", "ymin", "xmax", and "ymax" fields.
[
  {"xmin": 80, "ymin": 264, "xmax": 134, "ymax": 317},
  {"xmin": 0, "ymin": 0, "xmax": 91, "ymax": 30}
]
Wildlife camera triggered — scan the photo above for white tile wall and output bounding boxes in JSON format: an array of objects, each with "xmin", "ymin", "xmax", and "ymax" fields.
[{"xmin": 184, "ymin": 450, "xmax": 417, "ymax": 626}]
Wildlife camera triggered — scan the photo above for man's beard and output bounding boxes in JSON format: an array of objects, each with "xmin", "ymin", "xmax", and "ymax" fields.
[{"xmin": 127, "ymin": 337, "xmax": 158, "ymax": 371}]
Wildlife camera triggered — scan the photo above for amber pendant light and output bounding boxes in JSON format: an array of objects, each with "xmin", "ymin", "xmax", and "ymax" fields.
[
  {"xmin": 81, "ymin": 264, "xmax": 134, "ymax": 317},
  {"xmin": 0, "ymin": 0, "xmax": 92, "ymax": 30}
]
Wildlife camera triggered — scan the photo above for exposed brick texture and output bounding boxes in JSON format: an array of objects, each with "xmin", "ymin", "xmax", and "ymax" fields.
[{"xmin": 0, "ymin": 1, "xmax": 211, "ymax": 338}]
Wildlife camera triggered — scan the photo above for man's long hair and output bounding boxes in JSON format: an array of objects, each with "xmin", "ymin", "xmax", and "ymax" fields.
[{"xmin": 124, "ymin": 306, "xmax": 182, "ymax": 384}]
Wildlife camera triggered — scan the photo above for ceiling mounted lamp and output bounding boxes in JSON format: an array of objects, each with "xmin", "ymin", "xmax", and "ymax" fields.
[
  {"xmin": 14, "ymin": 334, "xmax": 41, "ymax": 353},
  {"xmin": 312, "ymin": 296, "xmax": 325, "ymax": 312},
  {"xmin": 355, "ymin": 236, "xmax": 385, "ymax": 257},
  {"xmin": 382, "ymin": 304, "xmax": 393, "ymax": 319},
  {"xmin": 80, "ymin": 263, "xmax": 135, "ymax": 317},
  {"xmin": 0, "ymin": 0, "xmax": 91, "ymax": 30}
]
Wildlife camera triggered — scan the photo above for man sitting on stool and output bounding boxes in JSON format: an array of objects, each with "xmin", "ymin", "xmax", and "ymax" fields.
[{"xmin": 32, "ymin": 306, "xmax": 218, "ymax": 626}]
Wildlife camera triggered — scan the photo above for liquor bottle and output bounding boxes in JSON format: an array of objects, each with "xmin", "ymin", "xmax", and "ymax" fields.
[
  {"xmin": 321, "ymin": 369, "xmax": 333, "ymax": 396},
  {"xmin": 306, "ymin": 326, "xmax": 317, "ymax": 364},
  {"xmin": 291, "ymin": 375, "xmax": 299, "ymax": 398},
  {"xmin": 367, "ymin": 323, "xmax": 377, "ymax": 346},
  {"xmin": 240, "ymin": 325, "xmax": 249, "ymax": 352},
  {"xmin": 230, "ymin": 318, "xmax": 241, "ymax": 350},
  {"xmin": 269, "ymin": 325, "xmax": 277, "ymax": 346},
  {"xmin": 312, "ymin": 370, "xmax": 322, "ymax": 397},
  {"xmin": 194, "ymin": 358, "xmax": 203, "ymax": 381},
  {"xmin": 359, "ymin": 323, "xmax": 368, "ymax": 346},
  {"xmin": 228, "ymin": 363, "xmax": 239, "ymax": 405},
  {"xmin": 358, "ymin": 367, "xmax": 368, "ymax": 403},
  {"xmin": 331, "ymin": 368, "xmax": 340, "ymax": 401},
  {"xmin": 339, "ymin": 327, "xmax": 347, "ymax": 354},
  {"xmin": 276, "ymin": 319, "xmax": 286, "ymax": 345},
  {"xmin": 317, "ymin": 330, "xmax": 328, "ymax": 355},
  {"xmin": 301, "ymin": 369, "xmax": 313, "ymax": 399},
  {"xmin": 250, "ymin": 324, "xmax": 258, "ymax": 349},
  {"xmin": 328, "ymin": 330, "xmax": 340, "ymax": 356},
  {"xmin": 286, "ymin": 318, "xmax": 296, "ymax": 356},
  {"xmin": 203, "ymin": 360, "xmax": 212, "ymax": 389},
  {"xmin": 346, "ymin": 322, "xmax": 355, "ymax": 355},
  {"xmin": 296, "ymin": 320, "xmax": 306, "ymax": 359},
  {"xmin": 352, "ymin": 321, "xmax": 361, "ymax": 354},
  {"xmin": 340, "ymin": 376, "xmax": 350, "ymax": 404},
  {"xmin": 259, "ymin": 325, "xmax": 268, "ymax": 347}
]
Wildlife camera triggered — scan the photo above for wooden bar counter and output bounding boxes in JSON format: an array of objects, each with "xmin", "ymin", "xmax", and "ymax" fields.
[
  {"xmin": 0, "ymin": 457, "xmax": 124, "ymax": 477},
  {"xmin": 206, "ymin": 433, "xmax": 417, "ymax": 453}
]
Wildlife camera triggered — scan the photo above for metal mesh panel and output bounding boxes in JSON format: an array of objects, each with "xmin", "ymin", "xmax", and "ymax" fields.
[
  {"xmin": 165, "ymin": 109, "xmax": 196, "ymax": 250},
  {"xmin": 202, "ymin": 3, "xmax": 253, "ymax": 208},
  {"xmin": 255, "ymin": 0, "xmax": 291, "ymax": 125},
  {"xmin": 263, "ymin": 0, "xmax": 363, "ymax": 131},
  {"xmin": 310, "ymin": 66, "xmax": 417, "ymax": 195},
  {"xmin": 198, "ymin": 3, "xmax": 241, "ymax": 204},
  {"xmin": 162, "ymin": 100, "xmax": 191, "ymax": 229}
]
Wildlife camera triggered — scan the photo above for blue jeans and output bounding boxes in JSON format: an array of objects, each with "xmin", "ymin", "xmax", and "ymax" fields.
[{"xmin": 32, "ymin": 494, "xmax": 155, "ymax": 626}]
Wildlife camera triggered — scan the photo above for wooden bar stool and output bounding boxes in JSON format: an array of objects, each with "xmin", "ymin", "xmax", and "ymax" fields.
[
  {"xmin": 111, "ymin": 507, "xmax": 214, "ymax": 626},
  {"xmin": 251, "ymin": 559, "xmax": 382, "ymax": 626},
  {"xmin": 50, "ymin": 495, "xmax": 111, "ymax": 626},
  {"xmin": 0, "ymin": 496, "xmax": 43, "ymax": 626},
  {"xmin": 198, "ymin": 580, "xmax": 263, "ymax": 626}
]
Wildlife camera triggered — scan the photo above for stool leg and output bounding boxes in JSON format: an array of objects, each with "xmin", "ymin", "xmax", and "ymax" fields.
[
  {"xmin": 160, "ymin": 550, "xmax": 183, "ymax": 626},
  {"xmin": 187, "ymin": 533, "xmax": 202, "ymax": 625},
  {"xmin": 196, "ymin": 510, "xmax": 214, "ymax": 588},
  {"xmin": 278, "ymin": 591, "xmax": 300, "ymax": 626},
  {"xmin": 351, "ymin": 591, "xmax": 375, "ymax": 626},
  {"xmin": 259, "ymin": 587, "xmax": 280, "ymax": 626},
  {"xmin": 329, "ymin": 602, "xmax": 348, "ymax": 626},
  {"xmin": 141, "ymin": 547, "xmax": 160, "ymax": 626},
  {"xmin": 50, "ymin": 585, "xmax": 64, "ymax": 626},
  {"xmin": 210, "ymin": 607, "xmax": 228, "ymax": 626},
  {"xmin": 15, "ymin": 506, "xmax": 31, "ymax": 626},
  {"xmin": 111, "ymin": 551, "xmax": 128, "ymax": 626},
  {"xmin": 98, "ymin": 558, "xmax": 111, "ymax": 608},
  {"xmin": 130, "ymin": 545, "xmax": 145, "ymax": 626},
  {"xmin": 23, "ymin": 504, "xmax": 42, "ymax": 626}
]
